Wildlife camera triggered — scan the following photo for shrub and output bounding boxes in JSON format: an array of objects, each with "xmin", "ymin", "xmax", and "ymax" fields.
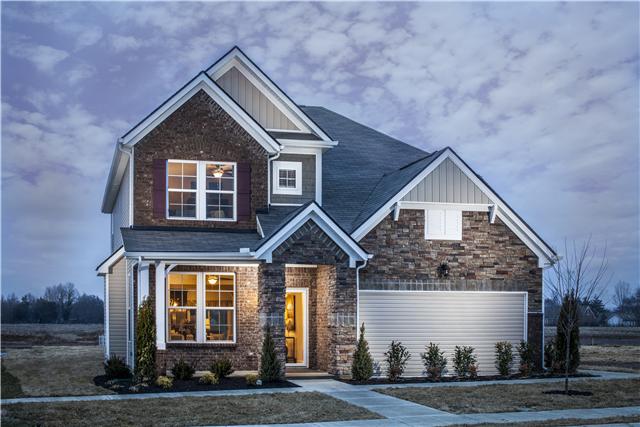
[
  {"xmin": 495, "ymin": 341, "xmax": 514, "ymax": 376},
  {"xmin": 171, "ymin": 357, "xmax": 195, "ymax": 380},
  {"xmin": 544, "ymin": 340, "xmax": 555, "ymax": 370},
  {"xmin": 210, "ymin": 358, "xmax": 234, "ymax": 379},
  {"xmin": 135, "ymin": 297, "xmax": 156, "ymax": 381},
  {"xmin": 259, "ymin": 325, "xmax": 282, "ymax": 382},
  {"xmin": 517, "ymin": 341, "xmax": 533, "ymax": 376},
  {"xmin": 245, "ymin": 373, "xmax": 260, "ymax": 386},
  {"xmin": 198, "ymin": 372, "xmax": 219, "ymax": 385},
  {"xmin": 351, "ymin": 323, "xmax": 374, "ymax": 381},
  {"xmin": 104, "ymin": 355, "xmax": 131, "ymax": 379},
  {"xmin": 469, "ymin": 363, "xmax": 478, "ymax": 378},
  {"xmin": 421, "ymin": 342, "xmax": 447, "ymax": 380},
  {"xmin": 453, "ymin": 345, "xmax": 477, "ymax": 378},
  {"xmin": 556, "ymin": 294, "xmax": 580, "ymax": 373},
  {"xmin": 156, "ymin": 376, "xmax": 173, "ymax": 390},
  {"xmin": 384, "ymin": 341, "xmax": 411, "ymax": 381}
]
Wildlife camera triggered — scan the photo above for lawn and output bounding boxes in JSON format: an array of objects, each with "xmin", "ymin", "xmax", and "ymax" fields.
[
  {"xmin": 1, "ymin": 392, "xmax": 382, "ymax": 426},
  {"xmin": 580, "ymin": 345, "xmax": 640, "ymax": 373},
  {"xmin": 1, "ymin": 323, "xmax": 103, "ymax": 348},
  {"xmin": 1, "ymin": 345, "xmax": 109, "ymax": 397},
  {"xmin": 377, "ymin": 379, "xmax": 640, "ymax": 414}
]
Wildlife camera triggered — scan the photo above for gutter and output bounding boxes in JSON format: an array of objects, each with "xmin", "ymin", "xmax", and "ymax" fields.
[
  {"xmin": 267, "ymin": 150, "xmax": 282, "ymax": 206},
  {"xmin": 355, "ymin": 258, "xmax": 369, "ymax": 339}
]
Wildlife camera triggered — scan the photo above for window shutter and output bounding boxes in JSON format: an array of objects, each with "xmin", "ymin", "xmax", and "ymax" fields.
[
  {"xmin": 152, "ymin": 159, "xmax": 166, "ymax": 218},
  {"xmin": 237, "ymin": 162, "xmax": 251, "ymax": 221},
  {"xmin": 445, "ymin": 210, "xmax": 462, "ymax": 240},
  {"xmin": 426, "ymin": 209, "xmax": 444, "ymax": 238}
]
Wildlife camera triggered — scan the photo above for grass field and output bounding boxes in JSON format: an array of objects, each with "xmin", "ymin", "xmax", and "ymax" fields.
[
  {"xmin": 378, "ymin": 378, "xmax": 640, "ymax": 414},
  {"xmin": 1, "ymin": 392, "xmax": 381, "ymax": 426},
  {"xmin": 545, "ymin": 326, "xmax": 640, "ymax": 346},
  {"xmin": 1, "ymin": 323, "xmax": 102, "ymax": 348}
]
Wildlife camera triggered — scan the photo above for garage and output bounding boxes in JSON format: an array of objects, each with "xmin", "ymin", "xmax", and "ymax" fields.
[{"xmin": 359, "ymin": 291, "xmax": 527, "ymax": 376}]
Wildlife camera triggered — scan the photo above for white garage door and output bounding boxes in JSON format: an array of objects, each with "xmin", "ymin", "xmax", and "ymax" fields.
[{"xmin": 359, "ymin": 291, "xmax": 527, "ymax": 376}]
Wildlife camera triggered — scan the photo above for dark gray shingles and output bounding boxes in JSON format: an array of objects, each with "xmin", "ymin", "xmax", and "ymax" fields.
[
  {"xmin": 257, "ymin": 204, "xmax": 309, "ymax": 241},
  {"xmin": 121, "ymin": 228, "xmax": 262, "ymax": 253},
  {"xmin": 301, "ymin": 106, "xmax": 432, "ymax": 231}
]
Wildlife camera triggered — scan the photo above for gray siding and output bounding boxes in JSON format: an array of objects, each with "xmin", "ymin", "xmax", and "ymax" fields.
[
  {"xmin": 360, "ymin": 291, "xmax": 526, "ymax": 376},
  {"xmin": 402, "ymin": 158, "xmax": 492, "ymax": 204},
  {"xmin": 111, "ymin": 164, "xmax": 130, "ymax": 251},
  {"xmin": 107, "ymin": 257, "xmax": 127, "ymax": 359},
  {"xmin": 271, "ymin": 154, "xmax": 316, "ymax": 205},
  {"xmin": 216, "ymin": 67, "xmax": 299, "ymax": 131}
]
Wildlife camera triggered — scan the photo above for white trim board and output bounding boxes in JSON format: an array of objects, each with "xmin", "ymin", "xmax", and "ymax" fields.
[
  {"xmin": 351, "ymin": 148, "xmax": 557, "ymax": 268},
  {"xmin": 285, "ymin": 287, "xmax": 309, "ymax": 367},
  {"xmin": 97, "ymin": 247, "xmax": 125, "ymax": 276}
]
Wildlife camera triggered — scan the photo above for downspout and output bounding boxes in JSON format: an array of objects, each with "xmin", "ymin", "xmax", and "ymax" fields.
[
  {"xmin": 267, "ymin": 151, "xmax": 282, "ymax": 207},
  {"xmin": 355, "ymin": 258, "xmax": 368, "ymax": 340}
]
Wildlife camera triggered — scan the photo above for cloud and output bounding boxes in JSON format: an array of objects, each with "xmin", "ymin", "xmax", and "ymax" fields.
[
  {"xmin": 108, "ymin": 34, "xmax": 143, "ymax": 53},
  {"xmin": 7, "ymin": 40, "xmax": 69, "ymax": 72},
  {"xmin": 66, "ymin": 63, "xmax": 96, "ymax": 85}
]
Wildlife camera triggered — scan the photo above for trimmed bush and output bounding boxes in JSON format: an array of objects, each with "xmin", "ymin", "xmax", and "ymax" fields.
[
  {"xmin": 384, "ymin": 341, "xmax": 411, "ymax": 381},
  {"xmin": 198, "ymin": 372, "xmax": 219, "ymax": 385},
  {"xmin": 495, "ymin": 341, "xmax": 514, "ymax": 376},
  {"xmin": 453, "ymin": 345, "xmax": 477, "ymax": 378},
  {"xmin": 171, "ymin": 357, "xmax": 195, "ymax": 380},
  {"xmin": 259, "ymin": 325, "xmax": 282, "ymax": 382},
  {"xmin": 517, "ymin": 341, "xmax": 533, "ymax": 376},
  {"xmin": 422, "ymin": 342, "xmax": 447, "ymax": 380},
  {"xmin": 556, "ymin": 294, "xmax": 580, "ymax": 373},
  {"xmin": 351, "ymin": 323, "xmax": 374, "ymax": 381},
  {"xmin": 155, "ymin": 376, "xmax": 173, "ymax": 389},
  {"xmin": 135, "ymin": 297, "xmax": 156, "ymax": 381},
  {"xmin": 245, "ymin": 373, "xmax": 260, "ymax": 386},
  {"xmin": 210, "ymin": 358, "xmax": 234, "ymax": 379},
  {"xmin": 104, "ymin": 355, "xmax": 131, "ymax": 379}
]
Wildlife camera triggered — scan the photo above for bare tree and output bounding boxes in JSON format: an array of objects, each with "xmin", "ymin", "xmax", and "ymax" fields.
[
  {"xmin": 44, "ymin": 283, "xmax": 78, "ymax": 323},
  {"xmin": 545, "ymin": 237, "xmax": 609, "ymax": 393},
  {"xmin": 613, "ymin": 281, "xmax": 631, "ymax": 310}
]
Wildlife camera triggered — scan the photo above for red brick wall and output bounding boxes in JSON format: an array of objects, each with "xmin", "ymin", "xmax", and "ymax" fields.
[{"xmin": 133, "ymin": 90, "xmax": 268, "ymax": 230}]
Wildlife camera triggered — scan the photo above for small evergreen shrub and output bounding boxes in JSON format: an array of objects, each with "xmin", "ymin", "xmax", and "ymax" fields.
[
  {"xmin": 104, "ymin": 355, "xmax": 131, "ymax": 379},
  {"xmin": 259, "ymin": 325, "xmax": 282, "ymax": 382},
  {"xmin": 452, "ymin": 345, "xmax": 477, "ymax": 378},
  {"xmin": 210, "ymin": 358, "xmax": 234, "ymax": 379},
  {"xmin": 556, "ymin": 294, "xmax": 581, "ymax": 373},
  {"xmin": 384, "ymin": 341, "xmax": 411, "ymax": 381},
  {"xmin": 517, "ymin": 341, "xmax": 533, "ymax": 376},
  {"xmin": 351, "ymin": 323, "xmax": 374, "ymax": 381},
  {"xmin": 171, "ymin": 357, "xmax": 195, "ymax": 380},
  {"xmin": 421, "ymin": 342, "xmax": 447, "ymax": 380},
  {"xmin": 156, "ymin": 376, "xmax": 173, "ymax": 389},
  {"xmin": 495, "ymin": 341, "xmax": 514, "ymax": 376},
  {"xmin": 245, "ymin": 373, "xmax": 260, "ymax": 386},
  {"xmin": 135, "ymin": 297, "xmax": 156, "ymax": 381},
  {"xmin": 198, "ymin": 372, "xmax": 219, "ymax": 385},
  {"xmin": 544, "ymin": 340, "xmax": 555, "ymax": 370}
]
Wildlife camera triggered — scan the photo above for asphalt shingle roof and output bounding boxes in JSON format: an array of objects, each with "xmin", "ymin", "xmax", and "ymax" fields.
[{"xmin": 121, "ymin": 227, "xmax": 262, "ymax": 253}]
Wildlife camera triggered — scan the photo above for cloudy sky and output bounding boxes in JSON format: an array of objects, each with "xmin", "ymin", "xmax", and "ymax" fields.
[{"xmin": 2, "ymin": 2, "xmax": 638, "ymax": 302}]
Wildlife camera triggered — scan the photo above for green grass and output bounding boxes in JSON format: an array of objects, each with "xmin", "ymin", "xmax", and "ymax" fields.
[{"xmin": 1, "ymin": 364, "xmax": 24, "ymax": 398}]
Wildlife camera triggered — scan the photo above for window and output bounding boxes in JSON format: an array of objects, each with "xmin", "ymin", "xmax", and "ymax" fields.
[
  {"xmin": 167, "ymin": 272, "xmax": 236, "ymax": 344},
  {"xmin": 425, "ymin": 209, "xmax": 462, "ymax": 240},
  {"xmin": 273, "ymin": 161, "xmax": 302, "ymax": 195},
  {"xmin": 167, "ymin": 160, "xmax": 236, "ymax": 221}
]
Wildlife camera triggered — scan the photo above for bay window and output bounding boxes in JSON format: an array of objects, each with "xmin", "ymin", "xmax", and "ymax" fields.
[
  {"xmin": 167, "ymin": 272, "xmax": 236, "ymax": 344},
  {"xmin": 167, "ymin": 160, "xmax": 236, "ymax": 221}
]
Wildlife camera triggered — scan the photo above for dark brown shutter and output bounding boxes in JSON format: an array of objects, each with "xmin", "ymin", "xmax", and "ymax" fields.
[
  {"xmin": 237, "ymin": 162, "xmax": 251, "ymax": 222},
  {"xmin": 152, "ymin": 159, "xmax": 167, "ymax": 218}
]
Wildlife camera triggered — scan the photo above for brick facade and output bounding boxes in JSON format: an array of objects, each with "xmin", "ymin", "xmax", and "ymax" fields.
[
  {"xmin": 133, "ymin": 90, "xmax": 268, "ymax": 229},
  {"xmin": 359, "ymin": 210, "xmax": 544, "ymax": 370}
]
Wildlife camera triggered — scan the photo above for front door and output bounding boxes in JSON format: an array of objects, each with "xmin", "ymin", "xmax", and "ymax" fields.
[{"xmin": 284, "ymin": 288, "xmax": 307, "ymax": 367}]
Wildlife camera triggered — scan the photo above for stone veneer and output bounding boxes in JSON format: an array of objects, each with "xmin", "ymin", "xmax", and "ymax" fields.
[
  {"xmin": 359, "ymin": 210, "xmax": 544, "ymax": 370},
  {"xmin": 133, "ymin": 89, "xmax": 268, "ymax": 229}
]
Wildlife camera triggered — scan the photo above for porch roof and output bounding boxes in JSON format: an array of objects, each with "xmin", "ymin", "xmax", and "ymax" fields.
[{"xmin": 121, "ymin": 227, "xmax": 262, "ymax": 253}]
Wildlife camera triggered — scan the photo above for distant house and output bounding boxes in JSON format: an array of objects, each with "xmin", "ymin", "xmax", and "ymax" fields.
[
  {"xmin": 96, "ymin": 47, "xmax": 557, "ymax": 376},
  {"xmin": 608, "ymin": 314, "xmax": 635, "ymax": 327}
]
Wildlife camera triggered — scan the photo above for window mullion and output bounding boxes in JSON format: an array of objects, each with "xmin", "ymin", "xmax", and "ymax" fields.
[
  {"xmin": 196, "ymin": 273, "xmax": 204, "ymax": 343},
  {"xmin": 197, "ymin": 162, "xmax": 205, "ymax": 220}
]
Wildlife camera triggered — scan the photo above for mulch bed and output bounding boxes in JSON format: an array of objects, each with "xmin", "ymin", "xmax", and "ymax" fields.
[
  {"xmin": 340, "ymin": 372, "xmax": 596, "ymax": 385},
  {"xmin": 543, "ymin": 390, "xmax": 594, "ymax": 396},
  {"xmin": 94, "ymin": 375, "xmax": 299, "ymax": 394}
]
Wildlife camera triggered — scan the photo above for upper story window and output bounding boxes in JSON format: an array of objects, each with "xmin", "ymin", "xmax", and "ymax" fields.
[
  {"xmin": 167, "ymin": 160, "xmax": 236, "ymax": 221},
  {"xmin": 273, "ymin": 161, "xmax": 302, "ymax": 195},
  {"xmin": 425, "ymin": 209, "xmax": 462, "ymax": 240}
]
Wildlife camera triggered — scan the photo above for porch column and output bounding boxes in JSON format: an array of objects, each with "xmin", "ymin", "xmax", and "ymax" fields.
[
  {"xmin": 138, "ymin": 261, "xmax": 150, "ymax": 306},
  {"xmin": 155, "ymin": 261, "xmax": 166, "ymax": 350}
]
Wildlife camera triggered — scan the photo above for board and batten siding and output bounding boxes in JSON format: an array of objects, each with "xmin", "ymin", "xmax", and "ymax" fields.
[
  {"xmin": 107, "ymin": 257, "xmax": 127, "ymax": 359},
  {"xmin": 271, "ymin": 153, "xmax": 316, "ymax": 204},
  {"xmin": 359, "ymin": 291, "xmax": 526, "ymax": 376},
  {"xmin": 402, "ymin": 158, "xmax": 491, "ymax": 204},
  {"xmin": 216, "ymin": 67, "xmax": 299, "ymax": 131},
  {"xmin": 111, "ymin": 163, "xmax": 130, "ymax": 251}
]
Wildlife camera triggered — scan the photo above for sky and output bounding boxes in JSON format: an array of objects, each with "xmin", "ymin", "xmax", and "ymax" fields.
[{"xmin": 1, "ymin": 2, "xmax": 638, "ymax": 303}]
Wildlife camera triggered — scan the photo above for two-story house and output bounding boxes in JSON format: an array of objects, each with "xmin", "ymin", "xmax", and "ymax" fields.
[{"xmin": 97, "ymin": 47, "xmax": 557, "ymax": 377}]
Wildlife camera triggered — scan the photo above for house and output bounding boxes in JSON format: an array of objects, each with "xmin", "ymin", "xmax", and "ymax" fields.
[{"xmin": 97, "ymin": 46, "xmax": 557, "ymax": 377}]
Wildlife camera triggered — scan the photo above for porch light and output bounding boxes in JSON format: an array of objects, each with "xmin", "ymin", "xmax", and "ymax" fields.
[{"xmin": 207, "ymin": 275, "xmax": 218, "ymax": 285}]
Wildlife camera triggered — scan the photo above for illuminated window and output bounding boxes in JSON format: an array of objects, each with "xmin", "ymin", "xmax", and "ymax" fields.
[
  {"xmin": 167, "ymin": 273, "xmax": 197, "ymax": 341},
  {"xmin": 205, "ymin": 274, "xmax": 235, "ymax": 342}
]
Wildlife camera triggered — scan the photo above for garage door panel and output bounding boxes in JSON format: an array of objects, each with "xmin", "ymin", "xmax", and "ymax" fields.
[{"xmin": 359, "ymin": 291, "xmax": 526, "ymax": 377}]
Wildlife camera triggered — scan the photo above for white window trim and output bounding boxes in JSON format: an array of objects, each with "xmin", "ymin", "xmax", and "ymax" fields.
[
  {"xmin": 273, "ymin": 161, "xmax": 302, "ymax": 195},
  {"xmin": 166, "ymin": 160, "xmax": 237, "ymax": 222},
  {"xmin": 424, "ymin": 209, "xmax": 462, "ymax": 241},
  {"xmin": 166, "ymin": 272, "xmax": 237, "ymax": 345}
]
